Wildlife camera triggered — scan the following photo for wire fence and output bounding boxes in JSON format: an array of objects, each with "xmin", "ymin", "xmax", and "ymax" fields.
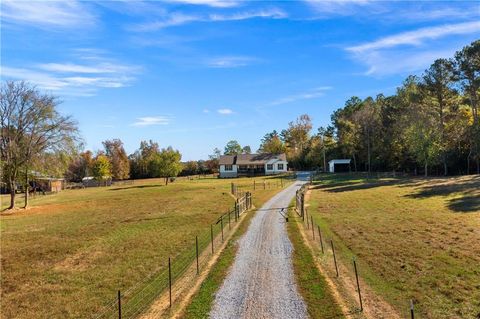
[
  {"xmin": 230, "ymin": 173, "xmax": 296, "ymax": 198},
  {"xmin": 94, "ymin": 191, "xmax": 252, "ymax": 319},
  {"xmin": 294, "ymin": 180, "xmax": 417, "ymax": 319}
]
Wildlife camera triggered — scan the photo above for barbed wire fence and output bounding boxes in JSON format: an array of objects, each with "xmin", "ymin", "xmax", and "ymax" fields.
[{"xmin": 294, "ymin": 177, "xmax": 417, "ymax": 319}]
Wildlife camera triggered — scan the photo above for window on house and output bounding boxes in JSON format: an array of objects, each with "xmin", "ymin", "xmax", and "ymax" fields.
[
  {"xmin": 224, "ymin": 165, "xmax": 233, "ymax": 171},
  {"xmin": 267, "ymin": 164, "xmax": 273, "ymax": 170},
  {"xmin": 277, "ymin": 164, "xmax": 284, "ymax": 170}
]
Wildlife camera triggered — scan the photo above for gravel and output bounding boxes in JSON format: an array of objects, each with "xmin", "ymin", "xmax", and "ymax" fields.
[{"xmin": 210, "ymin": 179, "xmax": 308, "ymax": 319}]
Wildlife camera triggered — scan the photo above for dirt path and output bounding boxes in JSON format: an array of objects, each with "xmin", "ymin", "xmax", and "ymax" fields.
[{"xmin": 210, "ymin": 179, "xmax": 308, "ymax": 319}]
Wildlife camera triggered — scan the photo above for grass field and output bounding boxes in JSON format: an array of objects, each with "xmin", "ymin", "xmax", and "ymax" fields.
[
  {"xmin": 308, "ymin": 174, "xmax": 480, "ymax": 319},
  {"xmin": 0, "ymin": 175, "xmax": 289, "ymax": 318},
  {"xmin": 287, "ymin": 210, "xmax": 344, "ymax": 319}
]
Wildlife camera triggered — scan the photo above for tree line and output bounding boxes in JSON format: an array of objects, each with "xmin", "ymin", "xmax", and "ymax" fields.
[{"xmin": 256, "ymin": 40, "xmax": 479, "ymax": 176}]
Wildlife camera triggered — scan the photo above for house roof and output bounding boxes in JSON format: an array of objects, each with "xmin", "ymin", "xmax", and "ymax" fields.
[
  {"xmin": 328, "ymin": 159, "xmax": 351, "ymax": 164},
  {"xmin": 219, "ymin": 153, "xmax": 287, "ymax": 165}
]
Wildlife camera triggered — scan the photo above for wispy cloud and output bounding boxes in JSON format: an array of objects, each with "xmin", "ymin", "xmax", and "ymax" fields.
[
  {"xmin": 166, "ymin": 0, "xmax": 239, "ymax": 7},
  {"xmin": 131, "ymin": 116, "xmax": 172, "ymax": 126},
  {"xmin": 269, "ymin": 86, "xmax": 332, "ymax": 106},
  {"xmin": 348, "ymin": 21, "xmax": 480, "ymax": 53},
  {"xmin": 131, "ymin": 8, "xmax": 287, "ymax": 31},
  {"xmin": 304, "ymin": 0, "xmax": 373, "ymax": 16},
  {"xmin": 1, "ymin": 51, "xmax": 140, "ymax": 96},
  {"xmin": 217, "ymin": 108, "xmax": 234, "ymax": 115},
  {"xmin": 205, "ymin": 56, "xmax": 257, "ymax": 68},
  {"xmin": 346, "ymin": 21, "xmax": 480, "ymax": 76},
  {"xmin": 0, "ymin": 0, "xmax": 95, "ymax": 29}
]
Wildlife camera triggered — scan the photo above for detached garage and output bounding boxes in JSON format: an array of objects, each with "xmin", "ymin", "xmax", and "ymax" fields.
[{"xmin": 328, "ymin": 159, "xmax": 351, "ymax": 173}]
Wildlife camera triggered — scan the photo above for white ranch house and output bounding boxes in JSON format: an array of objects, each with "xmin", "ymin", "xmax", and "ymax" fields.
[{"xmin": 219, "ymin": 153, "xmax": 288, "ymax": 178}]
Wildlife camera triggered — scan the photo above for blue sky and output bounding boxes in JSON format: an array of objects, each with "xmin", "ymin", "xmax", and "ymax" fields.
[{"xmin": 1, "ymin": 0, "xmax": 479, "ymax": 160}]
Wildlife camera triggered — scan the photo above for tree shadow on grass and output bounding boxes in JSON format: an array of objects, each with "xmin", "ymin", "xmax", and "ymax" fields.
[
  {"xmin": 311, "ymin": 178, "xmax": 417, "ymax": 193},
  {"xmin": 108, "ymin": 184, "xmax": 164, "ymax": 191},
  {"xmin": 404, "ymin": 176, "xmax": 480, "ymax": 213}
]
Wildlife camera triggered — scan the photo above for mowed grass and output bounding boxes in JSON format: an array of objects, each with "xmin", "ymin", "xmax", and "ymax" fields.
[
  {"xmin": 0, "ymin": 176, "xmax": 287, "ymax": 318},
  {"xmin": 308, "ymin": 174, "xmax": 480, "ymax": 319},
  {"xmin": 287, "ymin": 211, "xmax": 344, "ymax": 319}
]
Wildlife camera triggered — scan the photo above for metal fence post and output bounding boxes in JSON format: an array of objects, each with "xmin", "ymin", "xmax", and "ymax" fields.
[
  {"xmin": 228, "ymin": 210, "xmax": 231, "ymax": 229},
  {"xmin": 117, "ymin": 290, "xmax": 121, "ymax": 319},
  {"xmin": 254, "ymin": 180, "xmax": 256, "ymax": 190},
  {"xmin": 410, "ymin": 300, "xmax": 415, "ymax": 319},
  {"xmin": 210, "ymin": 224, "xmax": 214, "ymax": 254},
  {"xmin": 196, "ymin": 236, "xmax": 199, "ymax": 275},
  {"xmin": 353, "ymin": 259, "xmax": 363, "ymax": 311},
  {"xmin": 331, "ymin": 240, "xmax": 339, "ymax": 277},
  {"xmin": 311, "ymin": 215, "xmax": 315, "ymax": 239},
  {"xmin": 318, "ymin": 225, "xmax": 324, "ymax": 254},
  {"xmin": 221, "ymin": 216, "xmax": 224, "ymax": 242},
  {"xmin": 168, "ymin": 257, "xmax": 172, "ymax": 307}
]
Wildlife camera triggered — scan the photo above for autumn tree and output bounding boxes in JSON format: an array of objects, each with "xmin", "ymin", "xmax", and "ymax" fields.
[
  {"xmin": 258, "ymin": 130, "xmax": 286, "ymax": 154},
  {"xmin": 0, "ymin": 81, "xmax": 79, "ymax": 209},
  {"xmin": 103, "ymin": 139, "xmax": 130, "ymax": 180},
  {"xmin": 152, "ymin": 147, "xmax": 182, "ymax": 185},
  {"xmin": 92, "ymin": 154, "xmax": 112, "ymax": 183}
]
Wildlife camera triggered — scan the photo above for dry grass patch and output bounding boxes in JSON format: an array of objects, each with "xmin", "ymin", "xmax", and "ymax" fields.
[
  {"xmin": 0, "ymin": 175, "xmax": 286, "ymax": 318},
  {"xmin": 308, "ymin": 174, "xmax": 480, "ymax": 319}
]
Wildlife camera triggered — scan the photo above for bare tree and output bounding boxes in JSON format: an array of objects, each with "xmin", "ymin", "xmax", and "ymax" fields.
[{"xmin": 0, "ymin": 81, "xmax": 79, "ymax": 209}]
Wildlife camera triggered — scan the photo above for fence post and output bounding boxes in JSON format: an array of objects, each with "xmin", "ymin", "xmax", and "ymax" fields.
[
  {"xmin": 331, "ymin": 240, "xmax": 339, "ymax": 277},
  {"xmin": 353, "ymin": 259, "xmax": 363, "ymax": 311},
  {"xmin": 311, "ymin": 215, "xmax": 315, "ymax": 239},
  {"xmin": 254, "ymin": 180, "xmax": 256, "ymax": 190},
  {"xmin": 318, "ymin": 225, "xmax": 324, "ymax": 254},
  {"xmin": 168, "ymin": 257, "xmax": 172, "ymax": 307},
  {"xmin": 231, "ymin": 182, "xmax": 234, "ymax": 195},
  {"xmin": 118, "ymin": 290, "xmax": 121, "ymax": 319},
  {"xmin": 281, "ymin": 178, "xmax": 283, "ymax": 187},
  {"xmin": 196, "ymin": 236, "xmax": 199, "ymax": 275},
  {"xmin": 221, "ymin": 216, "xmax": 224, "ymax": 242},
  {"xmin": 301, "ymin": 194, "xmax": 305, "ymax": 221},
  {"xmin": 306, "ymin": 209, "xmax": 309, "ymax": 229},
  {"xmin": 228, "ymin": 210, "xmax": 231, "ymax": 229},
  {"xmin": 264, "ymin": 180, "xmax": 266, "ymax": 190},
  {"xmin": 210, "ymin": 224, "xmax": 214, "ymax": 254},
  {"xmin": 410, "ymin": 300, "xmax": 415, "ymax": 319}
]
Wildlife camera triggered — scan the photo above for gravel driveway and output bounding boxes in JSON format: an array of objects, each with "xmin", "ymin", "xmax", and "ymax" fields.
[{"xmin": 210, "ymin": 177, "xmax": 308, "ymax": 319}]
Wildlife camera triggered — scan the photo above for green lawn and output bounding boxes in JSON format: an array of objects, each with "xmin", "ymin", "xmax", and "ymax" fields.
[
  {"xmin": 287, "ymin": 210, "xmax": 344, "ymax": 319},
  {"xmin": 308, "ymin": 174, "xmax": 480, "ymax": 319},
  {"xmin": 0, "ymin": 175, "xmax": 289, "ymax": 318}
]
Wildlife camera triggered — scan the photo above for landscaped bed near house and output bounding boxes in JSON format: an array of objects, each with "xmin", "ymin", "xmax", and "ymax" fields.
[
  {"xmin": 307, "ymin": 174, "xmax": 480, "ymax": 319},
  {"xmin": 0, "ymin": 175, "xmax": 289, "ymax": 318}
]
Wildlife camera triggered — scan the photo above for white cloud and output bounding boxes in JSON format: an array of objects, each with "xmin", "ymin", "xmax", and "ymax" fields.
[
  {"xmin": 346, "ymin": 21, "xmax": 480, "ymax": 76},
  {"xmin": 0, "ymin": 0, "xmax": 95, "ymax": 29},
  {"xmin": 205, "ymin": 56, "xmax": 257, "ymax": 68},
  {"xmin": 131, "ymin": 8, "xmax": 287, "ymax": 31},
  {"xmin": 131, "ymin": 116, "xmax": 172, "ymax": 126},
  {"xmin": 1, "ymin": 51, "xmax": 140, "ymax": 96},
  {"xmin": 203, "ymin": 109, "xmax": 210, "ymax": 113},
  {"xmin": 217, "ymin": 108, "xmax": 234, "ymax": 115},
  {"xmin": 348, "ymin": 21, "xmax": 480, "ymax": 53},
  {"xmin": 166, "ymin": 0, "xmax": 239, "ymax": 7},
  {"xmin": 304, "ymin": 0, "xmax": 373, "ymax": 15},
  {"xmin": 209, "ymin": 8, "xmax": 287, "ymax": 21},
  {"xmin": 269, "ymin": 86, "xmax": 332, "ymax": 106}
]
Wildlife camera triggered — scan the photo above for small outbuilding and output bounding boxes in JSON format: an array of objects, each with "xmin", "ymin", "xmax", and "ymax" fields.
[
  {"xmin": 33, "ymin": 177, "xmax": 65, "ymax": 192},
  {"xmin": 328, "ymin": 159, "xmax": 351, "ymax": 173}
]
